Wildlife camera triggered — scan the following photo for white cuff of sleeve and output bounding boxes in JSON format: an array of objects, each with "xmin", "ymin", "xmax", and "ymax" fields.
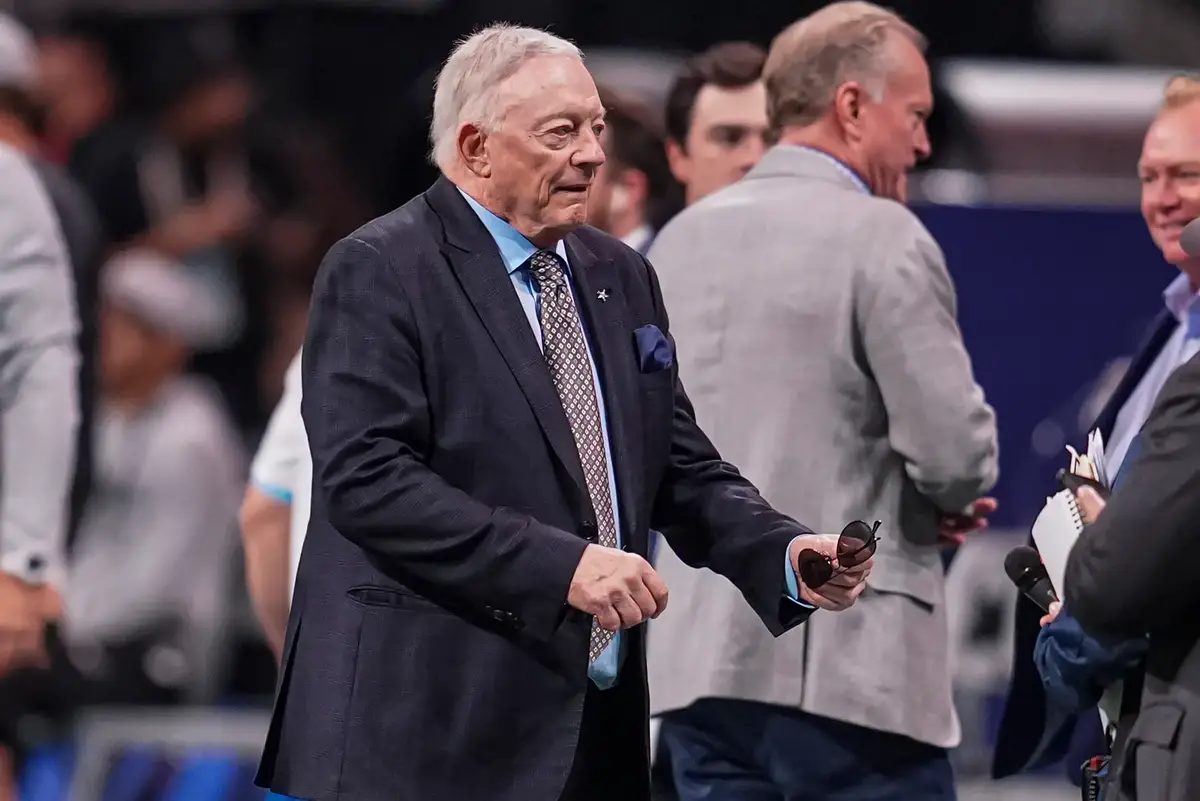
[{"xmin": 1, "ymin": 549, "xmax": 54, "ymax": 585}]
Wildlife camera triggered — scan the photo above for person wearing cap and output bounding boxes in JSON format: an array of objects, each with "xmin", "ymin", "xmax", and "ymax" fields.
[{"xmin": 0, "ymin": 249, "xmax": 243, "ymax": 784}]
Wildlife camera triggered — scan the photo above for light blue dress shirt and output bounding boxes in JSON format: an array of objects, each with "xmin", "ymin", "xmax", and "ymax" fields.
[
  {"xmin": 459, "ymin": 190, "xmax": 813, "ymax": 689},
  {"xmin": 460, "ymin": 191, "xmax": 625, "ymax": 688},
  {"xmin": 1107, "ymin": 272, "xmax": 1200, "ymax": 474}
]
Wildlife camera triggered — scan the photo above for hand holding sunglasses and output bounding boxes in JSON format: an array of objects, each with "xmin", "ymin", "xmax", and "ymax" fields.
[{"xmin": 789, "ymin": 520, "xmax": 880, "ymax": 611}]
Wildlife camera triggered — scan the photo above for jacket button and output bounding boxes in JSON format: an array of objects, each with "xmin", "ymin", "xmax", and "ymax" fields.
[{"xmin": 581, "ymin": 521, "xmax": 598, "ymax": 542}]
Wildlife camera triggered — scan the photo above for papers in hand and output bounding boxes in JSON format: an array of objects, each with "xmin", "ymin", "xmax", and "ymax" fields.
[
  {"xmin": 1032, "ymin": 429, "xmax": 1108, "ymax": 597},
  {"xmin": 1030, "ymin": 489, "xmax": 1084, "ymax": 598},
  {"xmin": 1033, "ymin": 428, "xmax": 1121, "ymax": 731},
  {"xmin": 1065, "ymin": 430, "xmax": 1110, "ymax": 488}
]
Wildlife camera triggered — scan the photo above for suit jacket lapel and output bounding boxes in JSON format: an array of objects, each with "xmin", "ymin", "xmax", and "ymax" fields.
[
  {"xmin": 425, "ymin": 178, "xmax": 590, "ymax": 503},
  {"xmin": 1092, "ymin": 309, "xmax": 1177, "ymax": 438},
  {"xmin": 566, "ymin": 235, "xmax": 644, "ymax": 549}
]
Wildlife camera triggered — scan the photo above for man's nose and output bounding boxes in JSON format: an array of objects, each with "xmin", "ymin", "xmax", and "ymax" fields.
[
  {"xmin": 739, "ymin": 136, "xmax": 767, "ymax": 171},
  {"xmin": 575, "ymin": 128, "xmax": 606, "ymax": 169},
  {"xmin": 1147, "ymin": 180, "xmax": 1181, "ymax": 211},
  {"xmin": 914, "ymin": 124, "xmax": 932, "ymax": 161}
]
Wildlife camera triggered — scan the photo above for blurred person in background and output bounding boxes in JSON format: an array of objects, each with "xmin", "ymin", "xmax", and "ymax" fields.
[
  {"xmin": 69, "ymin": 17, "xmax": 370, "ymax": 439},
  {"xmin": 646, "ymin": 3, "xmax": 998, "ymax": 798},
  {"xmin": 0, "ymin": 91, "xmax": 79, "ymax": 801},
  {"xmin": 663, "ymin": 41, "xmax": 768, "ymax": 208},
  {"xmin": 0, "ymin": 249, "xmax": 242, "ymax": 797},
  {"xmin": 587, "ymin": 86, "xmax": 681, "ymax": 254},
  {"xmin": 0, "ymin": 11, "xmax": 104, "ymax": 553},
  {"xmin": 241, "ymin": 348, "xmax": 308, "ymax": 661},
  {"xmin": 994, "ymin": 73, "xmax": 1200, "ymax": 788},
  {"xmin": 34, "ymin": 19, "xmax": 121, "ymax": 174},
  {"xmin": 68, "ymin": 21, "xmax": 264, "ymax": 438}
]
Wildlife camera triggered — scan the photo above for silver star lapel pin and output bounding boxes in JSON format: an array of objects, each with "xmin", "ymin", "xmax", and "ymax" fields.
[{"xmin": 597, "ymin": 289, "xmax": 610, "ymax": 302}]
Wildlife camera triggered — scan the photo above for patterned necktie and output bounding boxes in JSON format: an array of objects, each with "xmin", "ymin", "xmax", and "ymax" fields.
[{"xmin": 528, "ymin": 249, "xmax": 618, "ymax": 663}]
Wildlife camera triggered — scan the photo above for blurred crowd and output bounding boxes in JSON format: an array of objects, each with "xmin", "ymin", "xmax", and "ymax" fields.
[{"xmin": 0, "ymin": 10, "xmax": 375, "ymax": 795}]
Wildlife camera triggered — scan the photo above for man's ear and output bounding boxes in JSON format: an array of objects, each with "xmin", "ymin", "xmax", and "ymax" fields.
[
  {"xmin": 833, "ymin": 82, "xmax": 869, "ymax": 143},
  {"xmin": 665, "ymin": 138, "xmax": 690, "ymax": 185},
  {"xmin": 458, "ymin": 123, "xmax": 491, "ymax": 177}
]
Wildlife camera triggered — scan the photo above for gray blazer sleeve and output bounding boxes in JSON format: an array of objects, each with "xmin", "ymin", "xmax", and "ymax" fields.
[
  {"xmin": 0, "ymin": 145, "xmax": 80, "ymax": 585},
  {"xmin": 856, "ymin": 210, "xmax": 998, "ymax": 512}
]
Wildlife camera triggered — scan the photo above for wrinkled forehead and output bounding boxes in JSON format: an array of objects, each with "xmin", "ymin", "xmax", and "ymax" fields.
[{"xmin": 495, "ymin": 54, "xmax": 604, "ymax": 124}]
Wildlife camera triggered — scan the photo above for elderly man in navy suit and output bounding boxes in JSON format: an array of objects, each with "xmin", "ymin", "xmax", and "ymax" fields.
[{"xmin": 254, "ymin": 24, "xmax": 873, "ymax": 801}]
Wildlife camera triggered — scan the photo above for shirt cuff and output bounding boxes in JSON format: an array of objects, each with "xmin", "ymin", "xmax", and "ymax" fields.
[
  {"xmin": 1, "ymin": 549, "xmax": 54, "ymax": 586},
  {"xmin": 784, "ymin": 536, "xmax": 816, "ymax": 609},
  {"xmin": 252, "ymin": 480, "xmax": 294, "ymax": 504}
]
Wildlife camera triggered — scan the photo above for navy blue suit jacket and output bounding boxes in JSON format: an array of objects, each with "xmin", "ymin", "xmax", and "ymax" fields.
[
  {"xmin": 255, "ymin": 178, "xmax": 814, "ymax": 801},
  {"xmin": 992, "ymin": 310, "xmax": 1176, "ymax": 781}
]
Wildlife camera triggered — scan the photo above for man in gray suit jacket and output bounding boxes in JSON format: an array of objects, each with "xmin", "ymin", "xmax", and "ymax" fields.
[{"xmin": 645, "ymin": 3, "xmax": 999, "ymax": 798}]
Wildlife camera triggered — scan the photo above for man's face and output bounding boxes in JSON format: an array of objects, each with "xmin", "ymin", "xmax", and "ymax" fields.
[
  {"xmin": 99, "ymin": 306, "xmax": 157, "ymax": 389},
  {"xmin": 854, "ymin": 36, "xmax": 932, "ymax": 204},
  {"xmin": 481, "ymin": 54, "xmax": 606, "ymax": 245},
  {"xmin": 100, "ymin": 305, "xmax": 184, "ymax": 394},
  {"xmin": 1139, "ymin": 102, "xmax": 1200, "ymax": 265},
  {"xmin": 667, "ymin": 81, "xmax": 768, "ymax": 205},
  {"xmin": 587, "ymin": 127, "xmax": 644, "ymax": 235}
]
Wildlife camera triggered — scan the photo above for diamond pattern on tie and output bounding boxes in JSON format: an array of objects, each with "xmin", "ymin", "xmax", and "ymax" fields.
[{"xmin": 528, "ymin": 250, "xmax": 618, "ymax": 663}]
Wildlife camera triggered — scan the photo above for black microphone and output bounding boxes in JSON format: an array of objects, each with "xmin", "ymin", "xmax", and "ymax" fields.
[
  {"xmin": 1181, "ymin": 217, "xmax": 1200, "ymax": 259},
  {"xmin": 1004, "ymin": 546, "xmax": 1059, "ymax": 613}
]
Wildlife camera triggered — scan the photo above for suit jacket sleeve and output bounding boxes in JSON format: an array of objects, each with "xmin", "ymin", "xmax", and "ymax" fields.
[
  {"xmin": 1065, "ymin": 354, "xmax": 1200, "ymax": 643},
  {"xmin": 0, "ymin": 146, "xmax": 79, "ymax": 587},
  {"xmin": 303, "ymin": 236, "xmax": 589, "ymax": 643},
  {"xmin": 642, "ymin": 257, "xmax": 814, "ymax": 636},
  {"xmin": 856, "ymin": 212, "xmax": 998, "ymax": 513}
]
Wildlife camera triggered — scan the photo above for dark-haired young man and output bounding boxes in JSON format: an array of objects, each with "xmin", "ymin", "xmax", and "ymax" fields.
[{"xmin": 663, "ymin": 41, "xmax": 768, "ymax": 207}]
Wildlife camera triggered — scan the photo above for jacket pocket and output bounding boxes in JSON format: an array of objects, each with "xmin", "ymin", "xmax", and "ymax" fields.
[
  {"xmin": 864, "ymin": 553, "xmax": 941, "ymax": 609},
  {"xmin": 1119, "ymin": 702, "xmax": 1186, "ymax": 801},
  {"xmin": 347, "ymin": 585, "xmax": 454, "ymax": 615}
]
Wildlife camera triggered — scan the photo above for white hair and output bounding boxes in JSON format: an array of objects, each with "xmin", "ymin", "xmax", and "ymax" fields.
[{"xmin": 430, "ymin": 23, "xmax": 582, "ymax": 170}]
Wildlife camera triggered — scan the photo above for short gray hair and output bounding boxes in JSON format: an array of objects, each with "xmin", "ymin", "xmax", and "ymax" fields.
[
  {"xmin": 430, "ymin": 23, "xmax": 582, "ymax": 169},
  {"xmin": 764, "ymin": 1, "xmax": 925, "ymax": 132}
]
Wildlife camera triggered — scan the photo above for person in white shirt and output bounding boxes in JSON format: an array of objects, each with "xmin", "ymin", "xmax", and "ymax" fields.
[{"xmin": 240, "ymin": 349, "xmax": 309, "ymax": 659}]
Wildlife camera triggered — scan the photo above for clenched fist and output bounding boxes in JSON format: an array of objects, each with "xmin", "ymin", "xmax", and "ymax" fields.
[{"xmin": 567, "ymin": 545, "xmax": 669, "ymax": 631}]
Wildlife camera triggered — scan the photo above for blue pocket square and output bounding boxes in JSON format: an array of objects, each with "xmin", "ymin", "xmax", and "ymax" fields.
[{"xmin": 633, "ymin": 324, "xmax": 673, "ymax": 373}]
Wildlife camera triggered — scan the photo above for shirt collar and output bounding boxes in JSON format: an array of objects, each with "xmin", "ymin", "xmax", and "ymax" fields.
[
  {"xmin": 783, "ymin": 145, "xmax": 871, "ymax": 195},
  {"xmin": 458, "ymin": 188, "xmax": 569, "ymax": 274},
  {"xmin": 620, "ymin": 224, "xmax": 653, "ymax": 253},
  {"xmin": 1163, "ymin": 271, "xmax": 1200, "ymax": 322}
]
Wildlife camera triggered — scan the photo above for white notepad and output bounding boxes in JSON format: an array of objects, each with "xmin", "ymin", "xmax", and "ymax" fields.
[{"xmin": 1030, "ymin": 488, "xmax": 1085, "ymax": 598}]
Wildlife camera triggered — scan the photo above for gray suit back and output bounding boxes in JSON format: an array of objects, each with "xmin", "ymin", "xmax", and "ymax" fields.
[{"xmin": 645, "ymin": 146, "xmax": 999, "ymax": 748}]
